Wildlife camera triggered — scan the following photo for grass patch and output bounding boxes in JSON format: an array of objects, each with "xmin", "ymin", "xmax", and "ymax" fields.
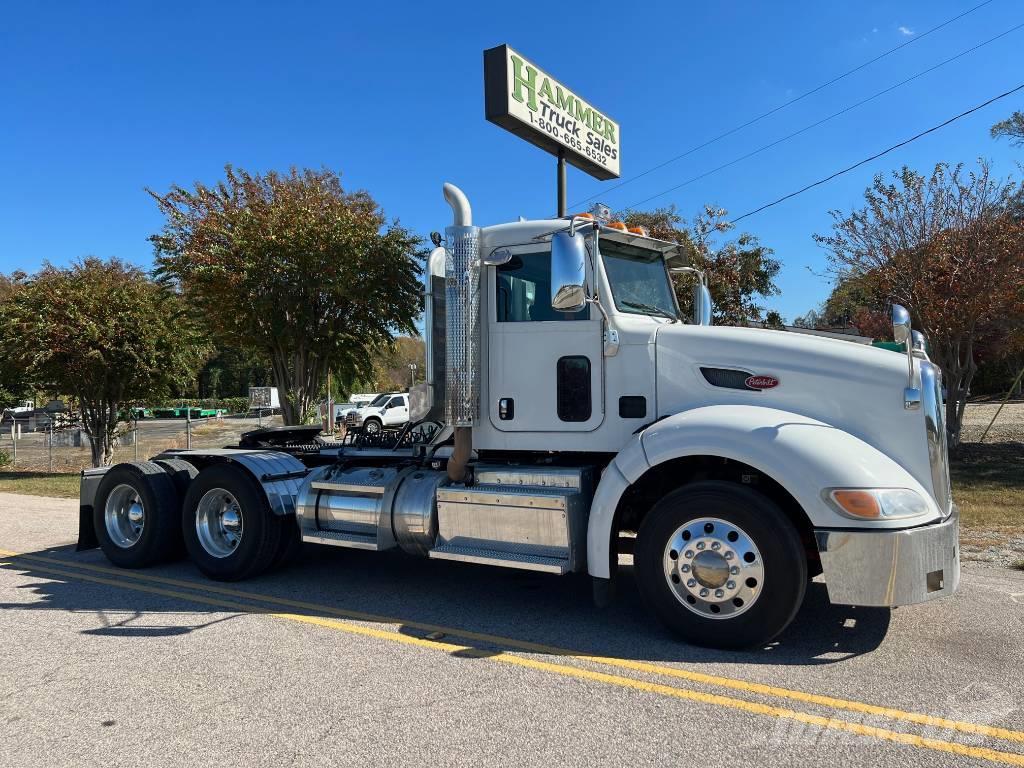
[
  {"xmin": 0, "ymin": 471, "xmax": 80, "ymax": 499},
  {"xmin": 950, "ymin": 442, "xmax": 1024, "ymax": 529}
]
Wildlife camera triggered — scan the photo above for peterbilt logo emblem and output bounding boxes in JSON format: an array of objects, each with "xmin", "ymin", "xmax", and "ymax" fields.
[{"xmin": 745, "ymin": 375, "xmax": 780, "ymax": 390}]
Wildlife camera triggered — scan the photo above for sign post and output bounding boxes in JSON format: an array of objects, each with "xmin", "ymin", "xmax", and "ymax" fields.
[{"xmin": 484, "ymin": 44, "xmax": 621, "ymax": 214}]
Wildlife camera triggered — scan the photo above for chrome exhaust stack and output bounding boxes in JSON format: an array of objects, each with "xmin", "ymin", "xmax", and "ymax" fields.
[{"xmin": 442, "ymin": 183, "xmax": 480, "ymax": 483}]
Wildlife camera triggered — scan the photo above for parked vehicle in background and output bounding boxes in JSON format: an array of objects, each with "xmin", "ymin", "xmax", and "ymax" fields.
[{"xmin": 346, "ymin": 393, "xmax": 409, "ymax": 435}]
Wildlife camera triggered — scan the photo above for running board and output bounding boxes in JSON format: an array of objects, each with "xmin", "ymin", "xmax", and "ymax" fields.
[
  {"xmin": 428, "ymin": 543, "xmax": 569, "ymax": 574},
  {"xmin": 301, "ymin": 529, "xmax": 379, "ymax": 551}
]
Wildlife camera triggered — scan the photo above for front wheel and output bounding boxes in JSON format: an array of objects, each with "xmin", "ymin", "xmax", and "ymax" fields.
[
  {"xmin": 634, "ymin": 481, "xmax": 807, "ymax": 649},
  {"xmin": 363, "ymin": 418, "xmax": 382, "ymax": 436}
]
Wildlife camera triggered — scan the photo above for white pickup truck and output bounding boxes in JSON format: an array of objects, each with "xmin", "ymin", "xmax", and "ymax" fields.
[
  {"xmin": 76, "ymin": 182, "xmax": 957, "ymax": 649},
  {"xmin": 344, "ymin": 392, "xmax": 410, "ymax": 435}
]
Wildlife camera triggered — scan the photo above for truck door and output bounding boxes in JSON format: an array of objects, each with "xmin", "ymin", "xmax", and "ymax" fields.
[
  {"xmin": 487, "ymin": 244, "xmax": 604, "ymax": 432},
  {"xmin": 383, "ymin": 395, "xmax": 408, "ymax": 426}
]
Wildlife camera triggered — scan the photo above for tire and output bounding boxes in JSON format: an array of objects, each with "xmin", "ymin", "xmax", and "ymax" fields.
[
  {"xmin": 182, "ymin": 463, "xmax": 282, "ymax": 581},
  {"xmin": 363, "ymin": 418, "xmax": 382, "ymax": 436},
  {"xmin": 153, "ymin": 458, "xmax": 199, "ymax": 559},
  {"xmin": 92, "ymin": 462, "xmax": 180, "ymax": 569},
  {"xmin": 634, "ymin": 481, "xmax": 807, "ymax": 649}
]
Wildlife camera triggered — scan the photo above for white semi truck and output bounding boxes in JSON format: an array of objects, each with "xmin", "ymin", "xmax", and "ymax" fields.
[{"xmin": 77, "ymin": 183, "xmax": 958, "ymax": 648}]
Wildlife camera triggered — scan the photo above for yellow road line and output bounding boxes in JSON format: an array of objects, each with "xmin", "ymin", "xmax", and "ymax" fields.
[
  {"xmin": 4, "ymin": 548, "xmax": 1024, "ymax": 749},
  {"xmin": 4, "ymin": 556, "xmax": 1024, "ymax": 767}
]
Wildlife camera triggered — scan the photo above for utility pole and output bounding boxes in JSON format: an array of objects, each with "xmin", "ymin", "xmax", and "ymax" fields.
[
  {"xmin": 409, "ymin": 363, "xmax": 418, "ymax": 389},
  {"xmin": 557, "ymin": 149, "xmax": 567, "ymax": 217}
]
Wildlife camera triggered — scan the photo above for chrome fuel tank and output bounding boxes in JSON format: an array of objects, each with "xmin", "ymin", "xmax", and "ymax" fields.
[{"xmin": 295, "ymin": 465, "xmax": 447, "ymax": 554}]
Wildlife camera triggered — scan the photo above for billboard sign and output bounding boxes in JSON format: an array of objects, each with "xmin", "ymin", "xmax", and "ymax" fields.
[{"xmin": 484, "ymin": 44, "xmax": 621, "ymax": 180}]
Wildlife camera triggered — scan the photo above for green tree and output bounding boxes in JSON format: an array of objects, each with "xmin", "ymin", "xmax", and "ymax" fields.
[
  {"xmin": 0, "ymin": 259, "xmax": 210, "ymax": 466},
  {"xmin": 0, "ymin": 273, "xmax": 34, "ymax": 409},
  {"xmin": 991, "ymin": 111, "xmax": 1024, "ymax": 147},
  {"xmin": 816, "ymin": 162, "xmax": 1024, "ymax": 446},
  {"xmin": 149, "ymin": 166, "xmax": 423, "ymax": 425},
  {"xmin": 621, "ymin": 205, "xmax": 781, "ymax": 325}
]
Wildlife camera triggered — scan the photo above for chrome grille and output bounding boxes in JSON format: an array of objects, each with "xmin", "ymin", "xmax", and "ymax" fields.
[{"xmin": 920, "ymin": 362, "xmax": 952, "ymax": 514}]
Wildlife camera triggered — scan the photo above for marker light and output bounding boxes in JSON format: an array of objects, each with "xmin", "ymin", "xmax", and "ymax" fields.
[
  {"xmin": 607, "ymin": 221, "xmax": 628, "ymax": 231},
  {"xmin": 827, "ymin": 488, "xmax": 930, "ymax": 521},
  {"xmin": 573, "ymin": 212, "xmax": 594, "ymax": 219},
  {"xmin": 627, "ymin": 226, "xmax": 649, "ymax": 236}
]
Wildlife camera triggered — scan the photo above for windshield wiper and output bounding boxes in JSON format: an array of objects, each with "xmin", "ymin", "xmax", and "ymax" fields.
[{"xmin": 623, "ymin": 301, "xmax": 678, "ymax": 322}]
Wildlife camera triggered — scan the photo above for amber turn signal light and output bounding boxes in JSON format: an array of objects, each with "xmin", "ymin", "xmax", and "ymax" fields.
[{"xmin": 830, "ymin": 490, "xmax": 882, "ymax": 519}]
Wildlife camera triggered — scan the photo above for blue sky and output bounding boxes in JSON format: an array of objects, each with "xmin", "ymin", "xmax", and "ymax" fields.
[{"xmin": 2, "ymin": 0, "xmax": 1021, "ymax": 322}]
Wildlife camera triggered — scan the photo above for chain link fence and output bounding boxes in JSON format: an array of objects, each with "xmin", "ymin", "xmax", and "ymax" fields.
[{"xmin": 0, "ymin": 413, "xmax": 284, "ymax": 472}]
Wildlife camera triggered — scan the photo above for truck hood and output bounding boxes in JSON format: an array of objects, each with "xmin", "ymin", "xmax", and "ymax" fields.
[{"xmin": 653, "ymin": 323, "xmax": 932, "ymax": 493}]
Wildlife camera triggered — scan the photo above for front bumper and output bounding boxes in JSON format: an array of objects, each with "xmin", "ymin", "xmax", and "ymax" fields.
[{"xmin": 814, "ymin": 505, "xmax": 960, "ymax": 607}]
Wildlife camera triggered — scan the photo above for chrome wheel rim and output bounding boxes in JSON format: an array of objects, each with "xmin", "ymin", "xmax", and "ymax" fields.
[
  {"xmin": 663, "ymin": 517, "xmax": 764, "ymax": 619},
  {"xmin": 104, "ymin": 484, "xmax": 145, "ymax": 548},
  {"xmin": 365, "ymin": 421, "xmax": 381, "ymax": 435},
  {"xmin": 195, "ymin": 488, "xmax": 244, "ymax": 558}
]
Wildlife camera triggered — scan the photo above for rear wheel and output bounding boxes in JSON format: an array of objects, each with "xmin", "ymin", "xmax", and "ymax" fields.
[
  {"xmin": 93, "ymin": 462, "xmax": 179, "ymax": 568},
  {"xmin": 183, "ymin": 464, "xmax": 282, "ymax": 581},
  {"xmin": 634, "ymin": 481, "xmax": 807, "ymax": 649}
]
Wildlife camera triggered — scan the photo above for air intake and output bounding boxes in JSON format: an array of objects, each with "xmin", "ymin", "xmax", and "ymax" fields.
[{"xmin": 700, "ymin": 367, "xmax": 757, "ymax": 391}]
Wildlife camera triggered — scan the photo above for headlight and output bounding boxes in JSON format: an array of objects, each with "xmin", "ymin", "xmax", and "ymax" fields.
[{"xmin": 826, "ymin": 488, "xmax": 931, "ymax": 521}]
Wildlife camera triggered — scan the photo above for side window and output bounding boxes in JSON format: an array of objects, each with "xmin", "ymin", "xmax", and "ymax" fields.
[
  {"xmin": 496, "ymin": 251, "xmax": 588, "ymax": 322},
  {"xmin": 557, "ymin": 356, "xmax": 592, "ymax": 422},
  {"xmin": 387, "ymin": 396, "xmax": 404, "ymax": 408}
]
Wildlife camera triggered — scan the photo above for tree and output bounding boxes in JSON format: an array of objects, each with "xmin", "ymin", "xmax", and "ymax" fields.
[
  {"xmin": 991, "ymin": 111, "xmax": 1024, "ymax": 147},
  {"xmin": 816, "ymin": 162, "xmax": 1024, "ymax": 446},
  {"xmin": 0, "ymin": 259, "xmax": 210, "ymax": 466},
  {"xmin": 0, "ymin": 273, "xmax": 34, "ymax": 409},
  {"xmin": 792, "ymin": 305, "xmax": 824, "ymax": 329},
  {"xmin": 149, "ymin": 166, "xmax": 424, "ymax": 425},
  {"xmin": 621, "ymin": 205, "xmax": 781, "ymax": 325}
]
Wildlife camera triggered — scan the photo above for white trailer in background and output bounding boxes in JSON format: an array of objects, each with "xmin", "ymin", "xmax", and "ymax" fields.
[
  {"xmin": 78, "ymin": 183, "xmax": 958, "ymax": 649},
  {"xmin": 248, "ymin": 387, "xmax": 280, "ymax": 411}
]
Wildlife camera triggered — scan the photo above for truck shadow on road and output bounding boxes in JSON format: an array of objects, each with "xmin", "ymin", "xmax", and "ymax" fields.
[{"xmin": 0, "ymin": 543, "xmax": 891, "ymax": 666}]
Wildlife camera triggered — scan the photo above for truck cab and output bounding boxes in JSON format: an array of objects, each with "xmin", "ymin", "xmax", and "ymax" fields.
[{"xmin": 77, "ymin": 182, "xmax": 959, "ymax": 650}]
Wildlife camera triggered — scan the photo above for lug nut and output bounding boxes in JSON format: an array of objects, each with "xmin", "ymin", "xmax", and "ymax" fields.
[
  {"xmin": 696, "ymin": 541, "xmax": 705, "ymax": 550},
  {"xmin": 726, "ymin": 580, "xmax": 735, "ymax": 589},
  {"xmin": 715, "ymin": 589, "xmax": 724, "ymax": 599},
  {"xmin": 724, "ymin": 552, "xmax": 733, "ymax": 560},
  {"xmin": 699, "ymin": 588, "xmax": 709, "ymax": 597},
  {"xmin": 711, "ymin": 542, "xmax": 721, "ymax": 551},
  {"xmin": 687, "ymin": 579, "xmax": 697, "ymax": 588},
  {"xmin": 684, "ymin": 550, "xmax": 694, "ymax": 559},
  {"xmin": 730, "ymin": 566, "xmax": 739, "ymax": 575},
  {"xmin": 680, "ymin": 564, "xmax": 691, "ymax": 573}
]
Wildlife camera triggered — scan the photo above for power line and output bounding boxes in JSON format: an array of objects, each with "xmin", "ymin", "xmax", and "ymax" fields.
[
  {"xmin": 620, "ymin": 22, "xmax": 1024, "ymax": 210},
  {"xmin": 569, "ymin": 0, "xmax": 998, "ymax": 209},
  {"xmin": 730, "ymin": 82, "xmax": 1024, "ymax": 224}
]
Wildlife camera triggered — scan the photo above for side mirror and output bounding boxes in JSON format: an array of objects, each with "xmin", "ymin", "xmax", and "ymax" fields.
[
  {"xmin": 892, "ymin": 304, "xmax": 911, "ymax": 344},
  {"xmin": 693, "ymin": 282, "xmax": 712, "ymax": 326},
  {"xmin": 550, "ymin": 232, "xmax": 587, "ymax": 313}
]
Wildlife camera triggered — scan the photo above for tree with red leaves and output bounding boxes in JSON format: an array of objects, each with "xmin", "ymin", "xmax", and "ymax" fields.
[{"xmin": 816, "ymin": 161, "xmax": 1024, "ymax": 446}]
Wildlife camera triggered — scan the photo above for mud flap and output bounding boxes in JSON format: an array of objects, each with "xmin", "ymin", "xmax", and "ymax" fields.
[{"xmin": 77, "ymin": 505, "xmax": 98, "ymax": 551}]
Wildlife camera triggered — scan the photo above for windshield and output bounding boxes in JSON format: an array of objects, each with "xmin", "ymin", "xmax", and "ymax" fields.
[{"xmin": 601, "ymin": 241, "xmax": 678, "ymax": 319}]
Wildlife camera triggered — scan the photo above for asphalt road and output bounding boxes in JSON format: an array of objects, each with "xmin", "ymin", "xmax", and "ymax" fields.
[{"xmin": 2, "ymin": 492, "xmax": 1023, "ymax": 768}]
